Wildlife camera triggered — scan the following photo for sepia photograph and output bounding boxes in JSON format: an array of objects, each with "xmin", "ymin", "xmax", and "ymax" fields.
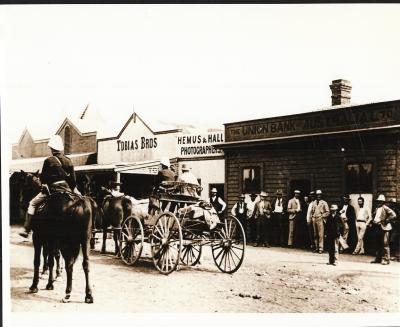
[{"xmin": 1, "ymin": 3, "xmax": 399, "ymax": 326}]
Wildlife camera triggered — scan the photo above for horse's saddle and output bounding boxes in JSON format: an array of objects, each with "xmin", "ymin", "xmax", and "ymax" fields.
[{"xmin": 36, "ymin": 191, "xmax": 82, "ymax": 216}]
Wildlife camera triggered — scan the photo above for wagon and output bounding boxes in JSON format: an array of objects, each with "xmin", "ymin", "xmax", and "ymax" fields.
[{"xmin": 118, "ymin": 181, "xmax": 246, "ymax": 274}]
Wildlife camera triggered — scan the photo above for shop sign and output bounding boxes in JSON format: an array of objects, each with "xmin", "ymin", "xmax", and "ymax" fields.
[
  {"xmin": 177, "ymin": 132, "xmax": 224, "ymax": 157},
  {"xmin": 117, "ymin": 137, "xmax": 157, "ymax": 151},
  {"xmin": 226, "ymin": 105, "xmax": 400, "ymax": 142}
]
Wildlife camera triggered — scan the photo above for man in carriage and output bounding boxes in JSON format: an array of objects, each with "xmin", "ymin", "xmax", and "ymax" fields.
[
  {"xmin": 177, "ymin": 163, "xmax": 201, "ymax": 199},
  {"xmin": 19, "ymin": 135, "xmax": 81, "ymax": 238}
]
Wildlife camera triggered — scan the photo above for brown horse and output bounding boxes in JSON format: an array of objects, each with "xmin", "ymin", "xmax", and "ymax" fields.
[
  {"xmin": 101, "ymin": 195, "xmax": 133, "ymax": 256},
  {"xmin": 24, "ymin": 176, "xmax": 96, "ymax": 304},
  {"xmin": 15, "ymin": 171, "xmax": 63, "ymax": 278}
]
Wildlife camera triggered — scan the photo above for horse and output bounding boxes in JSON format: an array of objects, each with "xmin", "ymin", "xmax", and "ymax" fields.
[
  {"xmin": 24, "ymin": 177, "xmax": 95, "ymax": 304},
  {"xmin": 15, "ymin": 171, "xmax": 63, "ymax": 278},
  {"xmin": 100, "ymin": 194, "xmax": 133, "ymax": 256}
]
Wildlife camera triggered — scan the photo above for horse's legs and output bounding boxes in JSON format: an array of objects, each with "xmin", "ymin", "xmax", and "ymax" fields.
[
  {"xmin": 113, "ymin": 229, "xmax": 121, "ymax": 257},
  {"xmin": 101, "ymin": 228, "xmax": 107, "ymax": 254},
  {"xmin": 60, "ymin": 241, "xmax": 80, "ymax": 303},
  {"xmin": 55, "ymin": 245, "xmax": 62, "ymax": 279},
  {"xmin": 45, "ymin": 240, "xmax": 55, "ymax": 290},
  {"xmin": 30, "ymin": 233, "xmax": 41, "ymax": 293},
  {"xmin": 82, "ymin": 237, "xmax": 93, "ymax": 303},
  {"xmin": 41, "ymin": 242, "xmax": 49, "ymax": 276}
]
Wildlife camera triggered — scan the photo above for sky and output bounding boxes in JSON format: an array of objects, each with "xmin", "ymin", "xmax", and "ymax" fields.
[{"xmin": 1, "ymin": 4, "xmax": 400, "ymax": 146}]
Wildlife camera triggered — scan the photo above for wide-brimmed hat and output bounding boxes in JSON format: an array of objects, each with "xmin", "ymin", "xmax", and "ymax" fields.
[
  {"xmin": 48, "ymin": 135, "xmax": 64, "ymax": 152},
  {"xmin": 376, "ymin": 194, "xmax": 386, "ymax": 202},
  {"xmin": 260, "ymin": 191, "xmax": 268, "ymax": 197},
  {"xmin": 309, "ymin": 191, "xmax": 315, "ymax": 196},
  {"xmin": 160, "ymin": 157, "xmax": 170, "ymax": 167},
  {"xmin": 210, "ymin": 187, "xmax": 218, "ymax": 193},
  {"xmin": 239, "ymin": 194, "xmax": 245, "ymax": 198},
  {"xmin": 330, "ymin": 204, "xmax": 338, "ymax": 210},
  {"xmin": 181, "ymin": 163, "xmax": 190, "ymax": 171},
  {"xmin": 110, "ymin": 181, "xmax": 123, "ymax": 186},
  {"xmin": 294, "ymin": 190, "xmax": 301, "ymax": 194},
  {"xmin": 276, "ymin": 189, "xmax": 282, "ymax": 195},
  {"xmin": 342, "ymin": 194, "xmax": 350, "ymax": 199},
  {"xmin": 316, "ymin": 190, "xmax": 323, "ymax": 195}
]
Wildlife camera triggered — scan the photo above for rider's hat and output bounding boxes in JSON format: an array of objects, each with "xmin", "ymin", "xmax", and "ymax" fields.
[
  {"xmin": 376, "ymin": 194, "xmax": 386, "ymax": 202},
  {"xmin": 48, "ymin": 135, "xmax": 64, "ymax": 152},
  {"xmin": 181, "ymin": 163, "xmax": 190, "ymax": 171},
  {"xmin": 160, "ymin": 157, "xmax": 170, "ymax": 167}
]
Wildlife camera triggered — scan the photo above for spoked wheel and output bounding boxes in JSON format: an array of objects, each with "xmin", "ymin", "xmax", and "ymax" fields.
[
  {"xmin": 150, "ymin": 212, "xmax": 183, "ymax": 275},
  {"xmin": 180, "ymin": 233, "xmax": 202, "ymax": 266},
  {"xmin": 120, "ymin": 216, "xmax": 144, "ymax": 266},
  {"xmin": 211, "ymin": 215, "xmax": 246, "ymax": 273}
]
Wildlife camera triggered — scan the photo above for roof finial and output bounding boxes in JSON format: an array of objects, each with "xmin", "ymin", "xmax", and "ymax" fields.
[{"xmin": 80, "ymin": 103, "xmax": 89, "ymax": 119}]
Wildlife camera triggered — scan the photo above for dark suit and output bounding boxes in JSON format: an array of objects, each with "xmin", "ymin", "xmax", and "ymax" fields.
[
  {"xmin": 41, "ymin": 154, "xmax": 77, "ymax": 191},
  {"xmin": 271, "ymin": 197, "xmax": 287, "ymax": 246},
  {"xmin": 325, "ymin": 212, "xmax": 342, "ymax": 264}
]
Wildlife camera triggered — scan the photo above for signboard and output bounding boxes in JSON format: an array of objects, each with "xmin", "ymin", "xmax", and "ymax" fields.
[
  {"xmin": 226, "ymin": 103, "xmax": 400, "ymax": 142},
  {"xmin": 177, "ymin": 132, "xmax": 224, "ymax": 157}
]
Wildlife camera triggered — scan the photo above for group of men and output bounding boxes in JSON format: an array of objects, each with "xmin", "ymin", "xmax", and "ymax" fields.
[{"xmin": 231, "ymin": 189, "xmax": 398, "ymax": 266}]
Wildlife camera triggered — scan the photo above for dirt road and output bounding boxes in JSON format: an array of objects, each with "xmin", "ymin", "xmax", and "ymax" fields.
[{"xmin": 8, "ymin": 226, "xmax": 400, "ymax": 313}]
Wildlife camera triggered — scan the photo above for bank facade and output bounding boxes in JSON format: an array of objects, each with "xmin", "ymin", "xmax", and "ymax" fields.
[{"xmin": 218, "ymin": 81, "xmax": 400, "ymax": 213}]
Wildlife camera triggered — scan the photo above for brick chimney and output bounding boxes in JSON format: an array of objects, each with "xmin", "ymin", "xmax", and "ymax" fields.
[{"xmin": 329, "ymin": 79, "xmax": 352, "ymax": 106}]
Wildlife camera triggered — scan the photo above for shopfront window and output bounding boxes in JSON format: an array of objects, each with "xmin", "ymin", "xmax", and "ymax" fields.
[
  {"xmin": 346, "ymin": 163, "xmax": 373, "ymax": 194},
  {"xmin": 242, "ymin": 167, "xmax": 261, "ymax": 194}
]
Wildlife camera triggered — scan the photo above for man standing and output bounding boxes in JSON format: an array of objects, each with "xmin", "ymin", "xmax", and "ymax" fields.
[
  {"xmin": 231, "ymin": 194, "xmax": 248, "ymax": 237},
  {"xmin": 370, "ymin": 194, "xmax": 397, "ymax": 265},
  {"xmin": 254, "ymin": 191, "xmax": 272, "ymax": 247},
  {"xmin": 353, "ymin": 196, "xmax": 372, "ymax": 255},
  {"xmin": 246, "ymin": 193, "xmax": 259, "ymax": 243},
  {"xmin": 271, "ymin": 190, "xmax": 286, "ymax": 246},
  {"xmin": 306, "ymin": 191, "xmax": 316, "ymax": 251},
  {"xmin": 311, "ymin": 189, "xmax": 330, "ymax": 253},
  {"xmin": 209, "ymin": 188, "xmax": 227, "ymax": 220},
  {"xmin": 339, "ymin": 195, "xmax": 356, "ymax": 253},
  {"xmin": 325, "ymin": 204, "xmax": 342, "ymax": 266},
  {"xmin": 287, "ymin": 190, "xmax": 302, "ymax": 248}
]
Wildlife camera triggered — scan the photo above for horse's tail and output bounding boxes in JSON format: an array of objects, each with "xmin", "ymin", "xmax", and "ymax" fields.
[{"xmin": 68, "ymin": 197, "xmax": 92, "ymax": 237}]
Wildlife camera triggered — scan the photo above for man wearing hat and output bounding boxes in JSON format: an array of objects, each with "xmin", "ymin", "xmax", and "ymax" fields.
[
  {"xmin": 370, "ymin": 194, "xmax": 397, "ymax": 265},
  {"xmin": 231, "ymin": 194, "xmax": 248, "ymax": 238},
  {"xmin": 271, "ymin": 189, "xmax": 287, "ymax": 247},
  {"xmin": 305, "ymin": 191, "xmax": 316, "ymax": 250},
  {"xmin": 353, "ymin": 196, "xmax": 372, "ymax": 255},
  {"xmin": 325, "ymin": 204, "xmax": 342, "ymax": 265},
  {"xmin": 209, "ymin": 188, "xmax": 227, "ymax": 219},
  {"xmin": 254, "ymin": 191, "xmax": 272, "ymax": 247},
  {"xmin": 178, "ymin": 164, "xmax": 200, "ymax": 198},
  {"xmin": 311, "ymin": 189, "xmax": 330, "ymax": 253},
  {"xmin": 156, "ymin": 157, "xmax": 176, "ymax": 211},
  {"xmin": 287, "ymin": 190, "xmax": 302, "ymax": 248},
  {"xmin": 19, "ymin": 134, "xmax": 81, "ymax": 238},
  {"xmin": 246, "ymin": 193, "xmax": 259, "ymax": 243},
  {"xmin": 339, "ymin": 195, "xmax": 356, "ymax": 253}
]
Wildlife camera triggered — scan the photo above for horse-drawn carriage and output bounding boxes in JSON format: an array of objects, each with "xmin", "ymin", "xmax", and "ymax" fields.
[{"xmin": 117, "ymin": 181, "xmax": 246, "ymax": 274}]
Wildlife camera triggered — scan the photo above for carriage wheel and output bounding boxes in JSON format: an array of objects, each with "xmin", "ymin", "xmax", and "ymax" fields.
[
  {"xmin": 180, "ymin": 233, "xmax": 202, "ymax": 266},
  {"xmin": 211, "ymin": 215, "xmax": 246, "ymax": 273},
  {"xmin": 150, "ymin": 212, "xmax": 182, "ymax": 275},
  {"xmin": 120, "ymin": 216, "xmax": 144, "ymax": 266}
]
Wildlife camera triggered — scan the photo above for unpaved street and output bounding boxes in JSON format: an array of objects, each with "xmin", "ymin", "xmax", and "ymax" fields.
[{"xmin": 8, "ymin": 226, "xmax": 400, "ymax": 313}]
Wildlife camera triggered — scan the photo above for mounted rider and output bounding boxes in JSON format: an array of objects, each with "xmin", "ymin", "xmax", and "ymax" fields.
[{"xmin": 19, "ymin": 135, "xmax": 81, "ymax": 238}]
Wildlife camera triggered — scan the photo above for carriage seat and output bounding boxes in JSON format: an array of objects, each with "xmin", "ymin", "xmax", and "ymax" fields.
[{"xmin": 177, "ymin": 201, "xmax": 220, "ymax": 230}]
